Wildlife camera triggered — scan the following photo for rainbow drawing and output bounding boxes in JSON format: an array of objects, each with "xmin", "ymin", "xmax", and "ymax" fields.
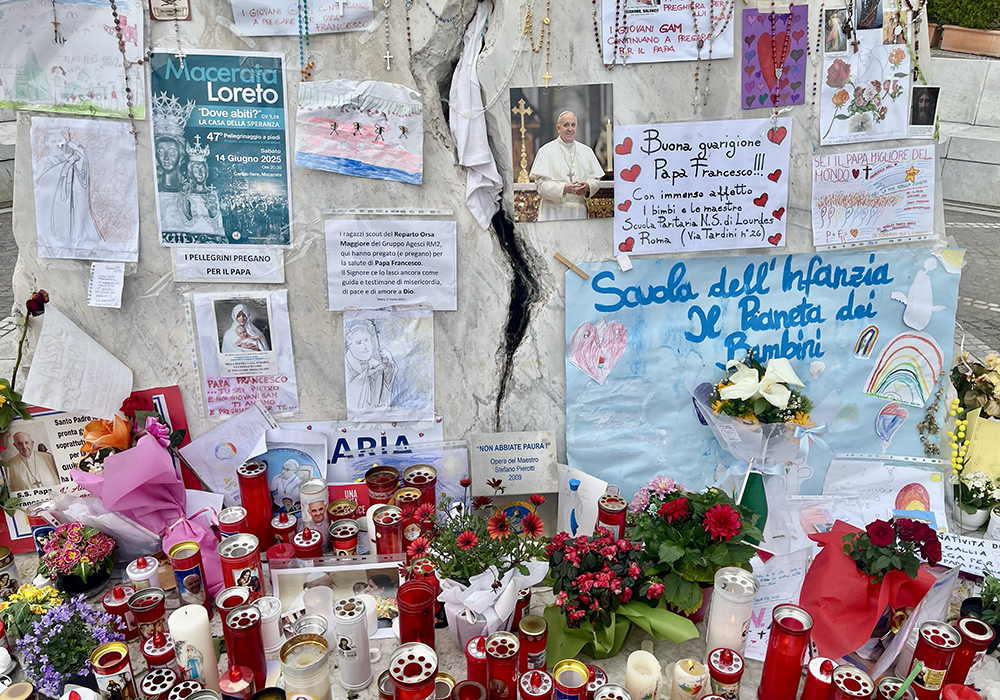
[
  {"xmin": 854, "ymin": 325, "xmax": 879, "ymax": 359},
  {"xmin": 863, "ymin": 331, "xmax": 944, "ymax": 407}
]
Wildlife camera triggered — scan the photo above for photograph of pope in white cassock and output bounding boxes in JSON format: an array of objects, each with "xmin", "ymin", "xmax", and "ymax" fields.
[{"xmin": 510, "ymin": 84, "xmax": 614, "ymax": 223}]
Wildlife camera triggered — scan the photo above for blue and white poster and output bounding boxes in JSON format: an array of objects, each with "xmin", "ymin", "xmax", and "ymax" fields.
[
  {"xmin": 565, "ymin": 249, "xmax": 962, "ymax": 498},
  {"xmin": 149, "ymin": 50, "xmax": 293, "ymax": 247}
]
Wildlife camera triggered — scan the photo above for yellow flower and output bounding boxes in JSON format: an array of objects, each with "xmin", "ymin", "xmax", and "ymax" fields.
[
  {"xmin": 29, "ymin": 605, "xmax": 43, "ymax": 615},
  {"xmin": 832, "ymin": 89, "xmax": 850, "ymax": 106},
  {"xmin": 0, "ymin": 603, "xmax": 8, "ymax": 612},
  {"xmin": 0, "ymin": 395, "xmax": 6, "ymax": 408},
  {"xmin": 711, "ymin": 400, "xmax": 723, "ymax": 412},
  {"xmin": 791, "ymin": 411, "xmax": 812, "ymax": 426},
  {"xmin": 8, "ymin": 594, "xmax": 21, "ymax": 602}
]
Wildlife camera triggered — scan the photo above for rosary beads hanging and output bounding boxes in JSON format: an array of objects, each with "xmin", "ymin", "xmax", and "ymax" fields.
[
  {"xmin": 524, "ymin": 0, "xmax": 552, "ymax": 86},
  {"xmin": 593, "ymin": 0, "xmax": 628, "ymax": 69},
  {"xmin": 767, "ymin": 1, "xmax": 794, "ymax": 105},
  {"xmin": 108, "ymin": 0, "xmax": 153, "ymax": 141},
  {"xmin": 297, "ymin": 0, "xmax": 314, "ymax": 79},
  {"xmin": 383, "ymin": 0, "xmax": 394, "ymax": 70},
  {"xmin": 809, "ymin": 2, "xmax": 824, "ymax": 124},
  {"xmin": 691, "ymin": 0, "xmax": 736, "ymax": 108}
]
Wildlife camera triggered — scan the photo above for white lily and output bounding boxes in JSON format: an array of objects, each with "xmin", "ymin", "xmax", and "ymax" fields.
[
  {"xmin": 762, "ymin": 358, "xmax": 806, "ymax": 388},
  {"xmin": 719, "ymin": 364, "xmax": 761, "ymax": 401},
  {"xmin": 757, "ymin": 374, "xmax": 792, "ymax": 409}
]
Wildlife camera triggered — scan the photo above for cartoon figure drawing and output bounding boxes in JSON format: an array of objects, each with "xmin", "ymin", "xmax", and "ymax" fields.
[
  {"xmin": 353, "ymin": 122, "xmax": 363, "ymax": 136},
  {"xmin": 891, "ymin": 258, "xmax": 945, "ymax": 331},
  {"xmin": 399, "ymin": 125, "xmax": 408, "ymax": 139},
  {"xmin": 374, "ymin": 125, "xmax": 385, "ymax": 142},
  {"xmin": 345, "ymin": 320, "xmax": 397, "ymax": 411},
  {"xmin": 330, "ymin": 121, "xmax": 339, "ymax": 135}
]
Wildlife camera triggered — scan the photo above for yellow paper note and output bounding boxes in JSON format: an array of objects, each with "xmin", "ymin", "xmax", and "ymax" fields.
[{"xmin": 961, "ymin": 410, "xmax": 1000, "ymax": 482}]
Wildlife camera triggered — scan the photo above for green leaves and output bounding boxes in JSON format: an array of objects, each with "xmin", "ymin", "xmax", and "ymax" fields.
[
  {"xmin": 657, "ymin": 542, "xmax": 685, "ymax": 565},
  {"xmin": 660, "ymin": 573, "xmax": 703, "ymax": 614}
]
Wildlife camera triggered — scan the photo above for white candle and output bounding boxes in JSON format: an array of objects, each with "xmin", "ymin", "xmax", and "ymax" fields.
[
  {"xmin": 303, "ymin": 586, "xmax": 335, "ymax": 646},
  {"xmin": 705, "ymin": 567, "xmax": 760, "ymax": 657},
  {"xmin": 625, "ymin": 650, "xmax": 661, "ymax": 700},
  {"xmin": 168, "ymin": 605, "xmax": 221, "ymax": 691},
  {"xmin": 670, "ymin": 659, "xmax": 708, "ymax": 700},
  {"xmin": 253, "ymin": 596, "xmax": 284, "ymax": 657}
]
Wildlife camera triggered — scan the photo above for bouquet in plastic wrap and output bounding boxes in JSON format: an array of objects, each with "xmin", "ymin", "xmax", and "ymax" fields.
[
  {"xmin": 694, "ymin": 352, "xmax": 820, "ymax": 476},
  {"xmin": 799, "ymin": 519, "xmax": 938, "ymax": 660}
]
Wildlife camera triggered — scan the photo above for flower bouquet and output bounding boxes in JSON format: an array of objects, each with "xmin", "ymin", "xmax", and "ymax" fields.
[
  {"xmin": 694, "ymin": 352, "xmax": 818, "ymax": 476},
  {"xmin": 37, "ymin": 523, "xmax": 117, "ymax": 593},
  {"xmin": 0, "ymin": 584, "xmax": 64, "ymax": 641},
  {"xmin": 77, "ymin": 393, "xmax": 185, "ymax": 472},
  {"xmin": 411, "ymin": 480, "xmax": 549, "ymax": 648},
  {"xmin": 953, "ymin": 470, "xmax": 998, "ymax": 515},
  {"xmin": 799, "ymin": 519, "xmax": 938, "ymax": 660},
  {"xmin": 630, "ymin": 478, "xmax": 762, "ymax": 616},
  {"xmin": 544, "ymin": 527, "xmax": 698, "ymax": 662},
  {"xmin": 18, "ymin": 595, "xmax": 122, "ymax": 697}
]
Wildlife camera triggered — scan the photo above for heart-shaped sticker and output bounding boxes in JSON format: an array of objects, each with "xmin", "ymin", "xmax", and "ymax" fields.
[
  {"xmin": 767, "ymin": 125, "xmax": 788, "ymax": 144},
  {"xmin": 850, "ymin": 228, "xmax": 859, "ymax": 237},
  {"xmin": 618, "ymin": 200, "xmax": 632, "ymax": 212},
  {"xmin": 772, "ymin": 207, "xmax": 785, "ymax": 220},
  {"xmin": 768, "ymin": 169, "xmax": 782, "ymax": 182},
  {"xmin": 620, "ymin": 165, "xmax": 641, "ymax": 182},
  {"xmin": 615, "ymin": 137, "xmax": 633, "ymax": 156},
  {"xmin": 753, "ymin": 193, "xmax": 769, "ymax": 207},
  {"xmin": 618, "ymin": 237, "xmax": 634, "ymax": 253},
  {"xmin": 768, "ymin": 233, "xmax": 782, "ymax": 245}
]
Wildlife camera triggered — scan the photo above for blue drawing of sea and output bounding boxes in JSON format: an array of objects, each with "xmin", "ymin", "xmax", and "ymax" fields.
[{"xmin": 295, "ymin": 152, "xmax": 422, "ymax": 185}]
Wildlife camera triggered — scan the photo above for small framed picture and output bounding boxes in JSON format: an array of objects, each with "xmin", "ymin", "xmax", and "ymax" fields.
[
  {"xmin": 824, "ymin": 9, "xmax": 850, "ymax": 53},
  {"xmin": 909, "ymin": 85, "xmax": 941, "ymax": 138},
  {"xmin": 270, "ymin": 554, "xmax": 405, "ymax": 640}
]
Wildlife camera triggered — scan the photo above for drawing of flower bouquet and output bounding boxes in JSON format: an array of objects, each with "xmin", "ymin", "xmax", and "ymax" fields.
[{"xmin": 824, "ymin": 48, "xmax": 908, "ymax": 138}]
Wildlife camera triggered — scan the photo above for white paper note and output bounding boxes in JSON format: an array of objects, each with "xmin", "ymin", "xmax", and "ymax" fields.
[
  {"xmin": 87, "ymin": 263, "xmax": 126, "ymax": 308},
  {"xmin": 745, "ymin": 550, "xmax": 810, "ymax": 661},
  {"xmin": 556, "ymin": 464, "xmax": 607, "ymax": 538},
  {"xmin": 22, "ymin": 305, "xmax": 133, "ymax": 418}
]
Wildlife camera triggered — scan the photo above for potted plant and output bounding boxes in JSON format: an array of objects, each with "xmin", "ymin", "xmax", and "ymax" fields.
[
  {"xmin": 0, "ymin": 584, "xmax": 64, "ymax": 641},
  {"xmin": 952, "ymin": 470, "xmax": 999, "ymax": 531},
  {"xmin": 630, "ymin": 477, "xmax": 762, "ymax": 621},
  {"xmin": 960, "ymin": 573, "xmax": 1000, "ymax": 654},
  {"xmin": 931, "ymin": 0, "xmax": 1000, "ymax": 56},
  {"xmin": 17, "ymin": 595, "xmax": 121, "ymax": 696},
  {"xmin": 543, "ymin": 527, "xmax": 698, "ymax": 661},
  {"xmin": 37, "ymin": 523, "xmax": 117, "ymax": 594},
  {"xmin": 799, "ymin": 518, "xmax": 939, "ymax": 660},
  {"xmin": 411, "ymin": 480, "xmax": 549, "ymax": 648}
]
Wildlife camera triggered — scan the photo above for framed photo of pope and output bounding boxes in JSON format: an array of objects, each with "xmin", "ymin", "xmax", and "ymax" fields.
[{"xmin": 509, "ymin": 84, "xmax": 615, "ymax": 223}]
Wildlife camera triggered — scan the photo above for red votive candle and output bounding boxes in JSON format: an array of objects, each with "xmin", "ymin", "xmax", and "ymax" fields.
[
  {"xmin": 941, "ymin": 686, "xmax": 982, "ymax": 700},
  {"xmin": 237, "ymin": 460, "xmax": 274, "ymax": 551},
  {"xmin": 365, "ymin": 466, "xmax": 399, "ymax": 506},
  {"xmin": 225, "ymin": 605, "xmax": 267, "ymax": 691},
  {"xmin": 373, "ymin": 505, "xmax": 403, "ymax": 555},
  {"xmin": 485, "ymin": 631, "xmax": 519, "ymax": 700},
  {"xmin": 944, "ymin": 617, "xmax": 995, "ymax": 687},
  {"xmin": 910, "ymin": 621, "xmax": 961, "ymax": 700},
  {"xmin": 466, "ymin": 636, "xmax": 487, "ymax": 688},
  {"xmin": 830, "ymin": 666, "xmax": 875, "ymax": 700},
  {"xmin": 397, "ymin": 580, "xmax": 436, "ymax": 649},
  {"xmin": 757, "ymin": 604, "xmax": 813, "ymax": 700},
  {"xmin": 402, "ymin": 465, "xmax": 437, "ymax": 507},
  {"xmin": 801, "ymin": 658, "xmax": 834, "ymax": 700}
]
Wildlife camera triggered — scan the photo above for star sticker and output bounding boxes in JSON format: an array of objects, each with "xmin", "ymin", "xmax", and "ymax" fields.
[{"xmin": 905, "ymin": 166, "xmax": 919, "ymax": 183}]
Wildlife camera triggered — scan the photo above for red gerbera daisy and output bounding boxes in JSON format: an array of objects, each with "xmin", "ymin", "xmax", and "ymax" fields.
[
  {"xmin": 457, "ymin": 530, "xmax": 479, "ymax": 550},
  {"xmin": 702, "ymin": 503, "xmax": 742, "ymax": 541},
  {"xmin": 406, "ymin": 536, "xmax": 431, "ymax": 559},
  {"xmin": 472, "ymin": 496, "xmax": 493, "ymax": 510},
  {"xmin": 521, "ymin": 512, "xmax": 545, "ymax": 538},
  {"xmin": 487, "ymin": 513, "xmax": 511, "ymax": 540},
  {"xmin": 414, "ymin": 503, "xmax": 436, "ymax": 523},
  {"xmin": 460, "ymin": 477, "xmax": 472, "ymax": 488},
  {"xmin": 529, "ymin": 494, "xmax": 546, "ymax": 507}
]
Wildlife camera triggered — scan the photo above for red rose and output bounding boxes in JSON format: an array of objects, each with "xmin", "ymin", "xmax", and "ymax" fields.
[
  {"xmin": 25, "ymin": 290, "xmax": 49, "ymax": 317},
  {"xmin": 702, "ymin": 504, "xmax": 742, "ymax": 541},
  {"xmin": 893, "ymin": 518, "xmax": 919, "ymax": 542},
  {"xmin": 657, "ymin": 497, "xmax": 690, "ymax": 524},
  {"xmin": 826, "ymin": 58, "xmax": 852, "ymax": 89},
  {"xmin": 921, "ymin": 536, "xmax": 942, "ymax": 566},
  {"xmin": 866, "ymin": 520, "xmax": 895, "ymax": 547},
  {"xmin": 120, "ymin": 394, "xmax": 154, "ymax": 418}
]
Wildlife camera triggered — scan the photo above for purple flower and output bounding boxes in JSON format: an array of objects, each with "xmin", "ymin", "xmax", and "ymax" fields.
[{"xmin": 145, "ymin": 416, "xmax": 171, "ymax": 448}]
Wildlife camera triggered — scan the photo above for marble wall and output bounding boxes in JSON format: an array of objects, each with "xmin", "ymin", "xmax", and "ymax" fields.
[{"xmin": 8, "ymin": 0, "xmax": 939, "ymax": 456}]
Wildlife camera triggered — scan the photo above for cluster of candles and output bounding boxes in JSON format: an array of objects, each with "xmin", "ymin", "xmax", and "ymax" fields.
[{"xmin": 758, "ymin": 606, "xmax": 993, "ymax": 700}]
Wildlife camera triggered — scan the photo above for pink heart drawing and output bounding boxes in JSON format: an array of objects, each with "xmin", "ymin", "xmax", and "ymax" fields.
[{"xmin": 568, "ymin": 318, "xmax": 627, "ymax": 386}]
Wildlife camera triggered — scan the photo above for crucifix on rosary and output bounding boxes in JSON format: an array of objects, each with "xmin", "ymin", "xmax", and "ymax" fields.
[
  {"xmin": 383, "ymin": 0, "xmax": 393, "ymax": 70},
  {"xmin": 512, "ymin": 98, "xmax": 533, "ymax": 183}
]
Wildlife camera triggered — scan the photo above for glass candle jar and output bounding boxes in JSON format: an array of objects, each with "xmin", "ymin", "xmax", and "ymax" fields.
[
  {"xmin": 757, "ymin": 604, "xmax": 813, "ymax": 700},
  {"xmin": 830, "ymin": 666, "xmax": 875, "ymax": 700},
  {"xmin": 389, "ymin": 642, "xmax": 438, "ymax": 700},
  {"xmin": 280, "ymin": 635, "xmax": 331, "ymax": 700},
  {"xmin": 397, "ymin": 580, "xmax": 436, "ymax": 649},
  {"xmin": 224, "ymin": 606, "xmax": 267, "ymax": 694},
  {"xmin": 373, "ymin": 505, "xmax": 403, "ymax": 555},
  {"xmin": 511, "ymin": 589, "xmax": 531, "ymax": 633},
  {"xmin": 366, "ymin": 467, "xmax": 400, "ymax": 506},
  {"xmin": 587, "ymin": 665, "xmax": 608, "ymax": 700},
  {"xmin": 909, "ymin": 621, "xmax": 961, "ymax": 700},
  {"xmin": 705, "ymin": 568, "xmax": 759, "ymax": 658},
  {"xmin": 597, "ymin": 488, "xmax": 628, "ymax": 540},
  {"xmin": 518, "ymin": 672, "xmax": 554, "ymax": 700},
  {"xmin": 328, "ymin": 499, "xmax": 357, "ymax": 521},
  {"xmin": 452, "ymin": 681, "xmax": 487, "ymax": 700},
  {"xmin": 518, "ymin": 615, "xmax": 547, "ymax": 673},
  {"xmin": 485, "ymin": 632, "xmax": 519, "ymax": 700},
  {"xmin": 707, "ymin": 648, "xmax": 743, "ymax": 700},
  {"xmin": 215, "ymin": 587, "xmax": 251, "ymax": 620},
  {"xmin": 402, "ymin": 465, "xmax": 437, "ymax": 506},
  {"xmin": 329, "ymin": 519, "xmax": 360, "ymax": 556},
  {"xmin": 237, "ymin": 460, "xmax": 274, "ymax": 551},
  {"xmin": 393, "ymin": 488, "xmax": 423, "ymax": 516},
  {"xmin": 944, "ymin": 617, "xmax": 995, "ymax": 687}
]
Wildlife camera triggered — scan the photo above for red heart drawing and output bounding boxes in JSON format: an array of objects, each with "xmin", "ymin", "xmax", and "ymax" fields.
[
  {"xmin": 615, "ymin": 137, "xmax": 633, "ymax": 156},
  {"xmin": 744, "ymin": 65, "xmax": 755, "ymax": 77},
  {"xmin": 768, "ymin": 233, "xmax": 782, "ymax": 246},
  {"xmin": 753, "ymin": 193, "xmax": 769, "ymax": 207},
  {"xmin": 852, "ymin": 169, "xmax": 861, "ymax": 178},
  {"xmin": 620, "ymin": 165, "xmax": 641, "ymax": 182},
  {"xmin": 772, "ymin": 207, "xmax": 785, "ymax": 220},
  {"xmin": 767, "ymin": 126, "xmax": 788, "ymax": 144},
  {"xmin": 618, "ymin": 200, "xmax": 632, "ymax": 212},
  {"xmin": 757, "ymin": 32, "xmax": 784, "ymax": 92},
  {"xmin": 792, "ymin": 29, "xmax": 804, "ymax": 42},
  {"xmin": 778, "ymin": 77, "xmax": 790, "ymax": 90},
  {"xmin": 619, "ymin": 237, "xmax": 634, "ymax": 253},
  {"xmin": 767, "ymin": 169, "xmax": 782, "ymax": 182}
]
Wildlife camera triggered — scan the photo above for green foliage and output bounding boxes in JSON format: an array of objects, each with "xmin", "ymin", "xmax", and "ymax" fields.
[
  {"xmin": 981, "ymin": 573, "xmax": 1000, "ymax": 625},
  {"xmin": 929, "ymin": 0, "xmax": 1000, "ymax": 31},
  {"xmin": 0, "ymin": 382, "xmax": 31, "ymax": 434}
]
